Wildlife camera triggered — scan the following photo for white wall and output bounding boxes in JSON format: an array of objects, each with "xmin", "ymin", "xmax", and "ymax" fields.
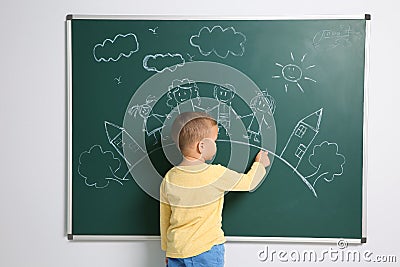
[{"xmin": 1, "ymin": 0, "xmax": 399, "ymax": 266}]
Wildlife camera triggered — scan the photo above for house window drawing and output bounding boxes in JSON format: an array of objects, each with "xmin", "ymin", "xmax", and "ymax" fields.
[
  {"xmin": 295, "ymin": 144, "xmax": 307, "ymax": 159},
  {"xmin": 295, "ymin": 125, "xmax": 307, "ymax": 138},
  {"xmin": 280, "ymin": 108, "xmax": 323, "ymax": 169}
]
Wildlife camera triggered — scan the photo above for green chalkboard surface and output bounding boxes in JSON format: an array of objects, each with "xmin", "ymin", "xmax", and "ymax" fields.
[{"xmin": 67, "ymin": 15, "xmax": 369, "ymax": 242}]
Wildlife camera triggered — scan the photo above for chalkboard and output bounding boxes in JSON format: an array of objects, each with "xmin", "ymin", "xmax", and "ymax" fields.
[{"xmin": 67, "ymin": 15, "xmax": 369, "ymax": 243}]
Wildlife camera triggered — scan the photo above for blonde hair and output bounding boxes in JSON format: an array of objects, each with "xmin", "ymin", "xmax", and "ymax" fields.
[{"xmin": 171, "ymin": 112, "xmax": 217, "ymax": 154}]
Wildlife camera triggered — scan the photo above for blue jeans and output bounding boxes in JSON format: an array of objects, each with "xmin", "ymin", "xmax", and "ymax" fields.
[{"xmin": 167, "ymin": 244, "xmax": 225, "ymax": 267}]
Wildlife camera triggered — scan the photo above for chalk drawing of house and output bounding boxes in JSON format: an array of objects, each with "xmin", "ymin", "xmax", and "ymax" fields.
[{"xmin": 280, "ymin": 108, "xmax": 323, "ymax": 169}]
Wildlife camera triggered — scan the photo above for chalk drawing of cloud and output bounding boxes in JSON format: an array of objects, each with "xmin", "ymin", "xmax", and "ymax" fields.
[
  {"xmin": 190, "ymin": 26, "xmax": 246, "ymax": 59},
  {"xmin": 142, "ymin": 53, "xmax": 185, "ymax": 73},
  {"xmin": 93, "ymin": 33, "xmax": 139, "ymax": 63}
]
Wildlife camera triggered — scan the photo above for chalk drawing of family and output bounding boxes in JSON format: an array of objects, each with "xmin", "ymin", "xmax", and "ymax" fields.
[{"xmin": 128, "ymin": 79, "xmax": 276, "ymax": 144}]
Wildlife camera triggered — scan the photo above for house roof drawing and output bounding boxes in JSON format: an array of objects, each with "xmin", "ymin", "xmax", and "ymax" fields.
[{"xmin": 299, "ymin": 108, "xmax": 323, "ymax": 132}]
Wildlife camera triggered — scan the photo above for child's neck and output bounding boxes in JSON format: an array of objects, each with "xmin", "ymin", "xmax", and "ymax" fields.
[{"xmin": 179, "ymin": 155, "xmax": 205, "ymax": 166}]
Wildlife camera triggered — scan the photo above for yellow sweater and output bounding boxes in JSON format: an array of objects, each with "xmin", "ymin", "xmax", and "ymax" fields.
[{"xmin": 160, "ymin": 162, "xmax": 266, "ymax": 258}]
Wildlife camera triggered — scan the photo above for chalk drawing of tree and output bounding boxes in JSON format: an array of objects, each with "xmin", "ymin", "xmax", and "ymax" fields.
[
  {"xmin": 78, "ymin": 145, "xmax": 123, "ymax": 189},
  {"xmin": 305, "ymin": 141, "xmax": 346, "ymax": 187}
]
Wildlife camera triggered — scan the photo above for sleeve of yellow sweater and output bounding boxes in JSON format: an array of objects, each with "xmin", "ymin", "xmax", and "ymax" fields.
[
  {"xmin": 160, "ymin": 179, "xmax": 171, "ymax": 251},
  {"xmin": 213, "ymin": 162, "xmax": 266, "ymax": 192}
]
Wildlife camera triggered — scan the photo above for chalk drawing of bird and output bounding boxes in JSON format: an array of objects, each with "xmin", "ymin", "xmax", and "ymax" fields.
[
  {"xmin": 148, "ymin": 27, "xmax": 159, "ymax": 35},
  {"xmin": 114, "ymin": 76, "xmax": 122, "ymax": 85},
  {"xmin": 187, "ymin": 53, "xmax": 195, "ymax": 62}
]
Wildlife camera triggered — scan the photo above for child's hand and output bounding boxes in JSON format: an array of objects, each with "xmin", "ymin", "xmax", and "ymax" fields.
[{"xmin": 255, "ymin": 150, "xmax": 270, "ymax": 167}]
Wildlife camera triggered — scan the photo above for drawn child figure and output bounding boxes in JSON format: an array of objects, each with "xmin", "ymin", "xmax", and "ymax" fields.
[
  {"xmin": 128, "ymin": 95, "xmax": 170, "ymax": 144},
  {"xmin": 207, "ymin": 84, "xmax": 236, "ymax": 136},
  {"xmin": 160, "ymin": 112, "xmax": 270, "ymax": 267},
  {"xmin": 166, "ymin": 79, "xmax": 202, "ymax": 114},
  {"xmin": 238, "ymin": 89, "xmax": 276, "ymax": 142}
]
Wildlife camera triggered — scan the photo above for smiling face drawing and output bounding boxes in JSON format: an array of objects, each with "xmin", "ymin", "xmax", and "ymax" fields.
[
  {"xmin": 214, "ymin": 85, "xmax": 235, "ymax": 103},
  {"xmin": 272, "ymin": 52, "xmax": 317, "ymax": 93},
  {"xmin": 139, "ymin": 105, "xmax": 152, "ymax": 118},
  {"xmin": 282, "ymin": 64, "xmax": 302, "ymax": 82},
  {"xmin": 254, "ymin": 96, "xmax": 269, "ymax": 113},
  {"xmin": 173, "ymin": 86, "xmax": 192, "ymax": 103}
]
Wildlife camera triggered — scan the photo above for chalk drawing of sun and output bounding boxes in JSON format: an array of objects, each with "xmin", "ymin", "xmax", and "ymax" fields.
[{"xmin": 272, "ymin": 52, "xmax": 317, "ymax": 93}]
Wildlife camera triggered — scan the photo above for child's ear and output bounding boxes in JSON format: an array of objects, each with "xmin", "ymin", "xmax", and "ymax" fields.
[{"xmin": 197, "ymin": 140, "xmax": 205, "ymax": 154}]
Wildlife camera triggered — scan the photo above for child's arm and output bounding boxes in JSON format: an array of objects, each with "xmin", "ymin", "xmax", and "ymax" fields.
[
  {"xmin": 213, "ymin": 150, "xmax": 270, "ymax": 192},
  {"xmin": 244, "ymin": 150, "xmax": 269, "ymax": 191},
  {"xmin": 160, "ymin": 180, "xmax": 171, "ymax": 252}
]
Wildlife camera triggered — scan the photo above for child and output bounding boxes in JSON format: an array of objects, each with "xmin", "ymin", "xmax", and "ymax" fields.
[{"xmin": 160, "ymin": 112, "xmax": 270, "ymax": 267}]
